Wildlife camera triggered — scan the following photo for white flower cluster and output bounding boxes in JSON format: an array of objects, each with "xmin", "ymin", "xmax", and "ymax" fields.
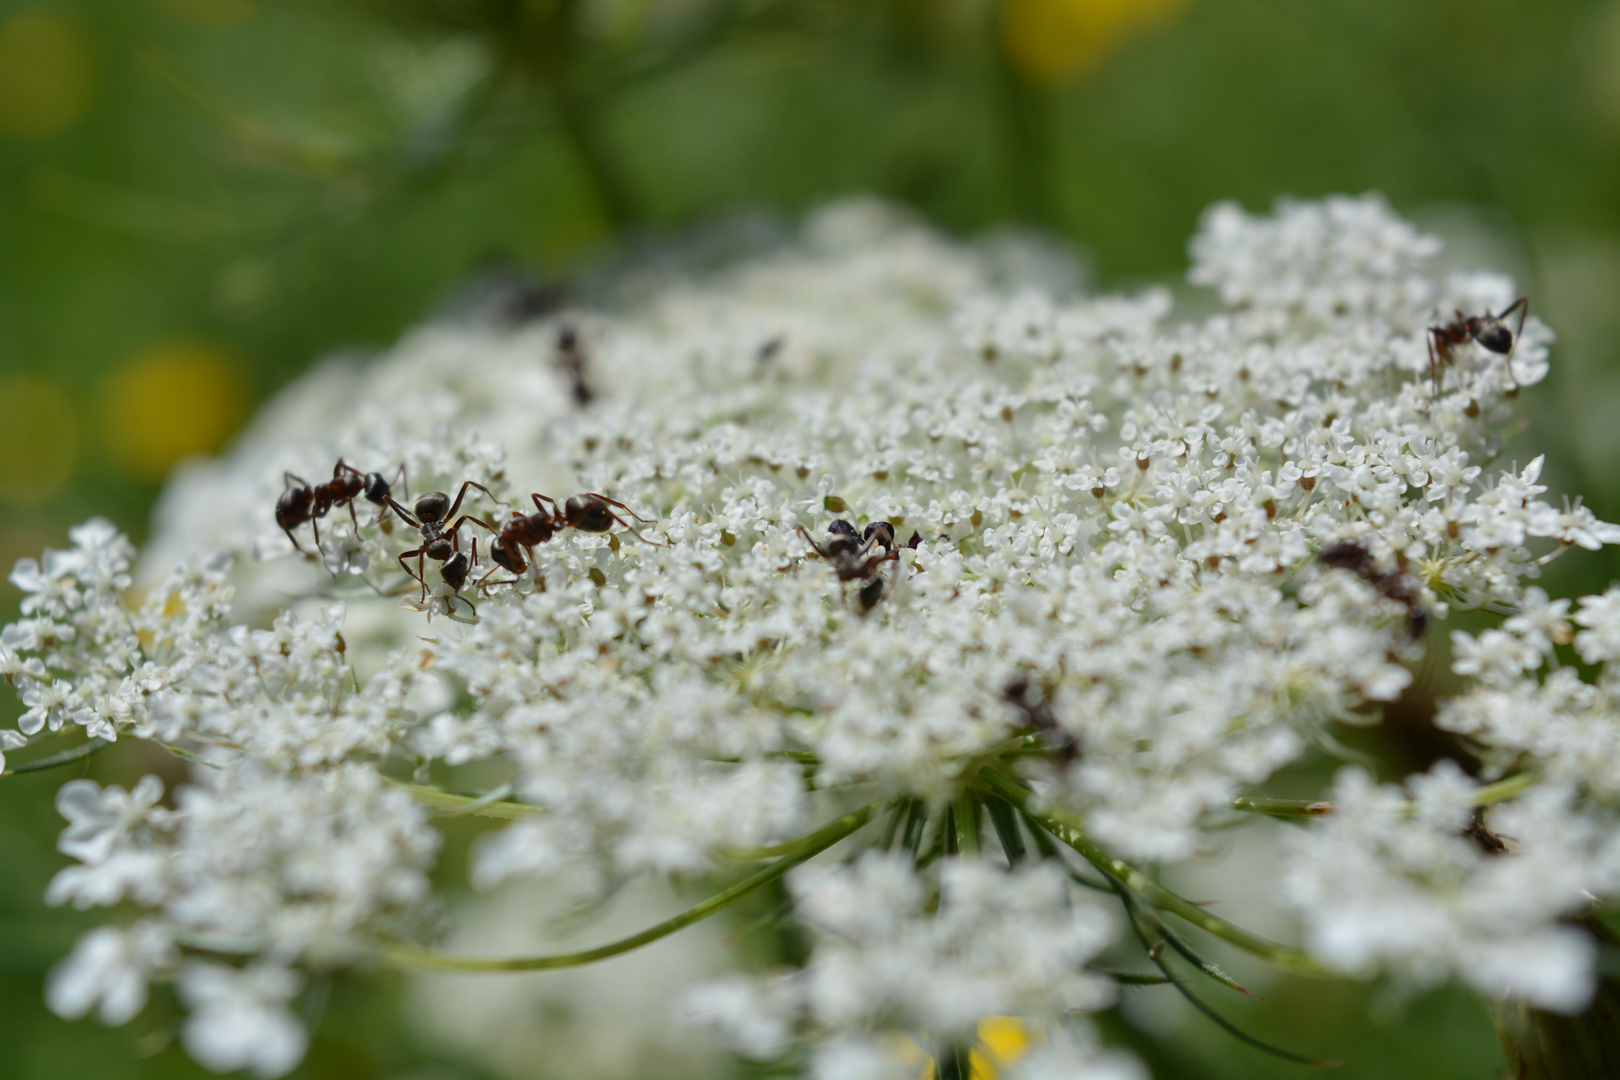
[
  {"xmin": 6, "ymin": 194, "xmax": 1620, "ymax": 1076},
  {"xmin": 1283, "ymin": 763, "xmax": 1620, "ymax": 1014},
  {"xmin": 687, "ymin": 854, "xmax": 1127, "ymax": 1079}
]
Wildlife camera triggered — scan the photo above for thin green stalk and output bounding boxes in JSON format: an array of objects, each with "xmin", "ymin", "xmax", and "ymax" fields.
[
  {"xmin": 1119, "ymin": 886, "xmax": 1340, "ymax": 1067},
  {"xmin": 383, "ymin": 777, "xmax": 544, "ymax": 820},
  {"xmin": 878, "ymin": 801, "xmax": 908, "ymax": 851},
  {"xmin": 1232, "ymin": 771, "xmax": 1535, "ymax": 820},
  {"xmin": 977, "ymin": 768, "xmax": 1331, "ymax": 978},
  {"xmin": 1227, "ymin": 795, "xmax": 1334, "ymax": 820},
  {"xmin": 954, "ymin": 796, "xmax": 982, "ymax": 857},
  {"xmin": 163, "ymin": 744, "xmax": 222, "ymax": 769},
  {"xmin": 379, "ymin": 800, "xmax": 882, "ymax": 972},
  {"xmin": 1091, "ymin": 965, "xmax": 1170, "ymax": 986},
  {"xmin": 725, "ymin": 804, "xmax": 893, "ymax": 862},
  {"xmin": 984, "ymin": 794, "xmax": 1026, "ymax": 863},
  {"xmin": 902, "ymin": 801, "xmax": 930, "ymax": 856},
  {"xmin": 1, "ymin": 738, "xmax": 109, "ymax": 777}
]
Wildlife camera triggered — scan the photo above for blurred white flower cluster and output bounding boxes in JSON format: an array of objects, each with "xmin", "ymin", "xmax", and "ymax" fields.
[{"xmin": 5, "ymin": 194, "xmax": 1619, "ymax": 1078}]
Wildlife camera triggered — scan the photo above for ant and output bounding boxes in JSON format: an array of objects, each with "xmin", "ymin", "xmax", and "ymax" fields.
[
  {"xmin": 1005, "ymin": 675, "xmax": 1079, "ymax": 764},
  {"xmin": 796, "ymin": 519, "xmax": 899, "ymax": 613},
  {"xmin": 478, "ymin": 493, "xmax": 661, "ymax": 591},
  {"xmin": 1427, "ymin": 297, "xmax": 1528, "ymax": 398},
  {"xmin": 433, "ymin": 538, "xmax": 481, "ymax": 618},
  {"xmin": 276, "ymin": 460, "xmax": 411, "ymax": 557},
  {"xmin": 397, "ymin": 482, "xmax": 502, "ymax": 605},
  {"xmin": 556, "ymin": 324, "xmax": 593, "ymax": 407},
  {"xmin": 1319, "ymin": 539, "xmax": 1427, "ymax": 639}
]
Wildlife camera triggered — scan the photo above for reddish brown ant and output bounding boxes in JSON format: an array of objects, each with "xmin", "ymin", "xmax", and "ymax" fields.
[
  {"xmin": 276, "ymin": 460, "xmax": 410, "ymax": 556},
  {"xmin": 797, "ymin": 519, "xmax": 899, "ymax": 613},
  {"xmin": 1319, "ymin": 540, "xmax": 1428, "ymax": 639},
  {"xmin": 477, "ymin": 493, "xmax": 661, "ymax": 591},
  {"xmin": 397, "ymin": 482, "xmax": 501, "ymax": 604},
  {"xmin": 1427, "ymin": 297, "xmax": 1528, "ymax": 398}
]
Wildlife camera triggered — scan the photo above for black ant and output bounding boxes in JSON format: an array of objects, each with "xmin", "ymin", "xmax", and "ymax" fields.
[
  {"xmin": 796, "ymin": 519, "xmax": 899, "ymax": 613},
  {"xmin": 434, "ymin": 538, "xmax": 481, "ymax": 618},
  {"xmin": 276, "ymin": 460, "xmax": 410, "ymax": 557},
  {"xmin": 1427, "ymin": 297, "xmax": 1528, "ymax": 398},
  {"xmin": 556, "ymin": 324, "xmax": 592, "ymax": 407},
  {"xmin": 397, "ymin": 482, "xmax": 501, "ymax": 604},
  {"xmin": 1005, "ymin": 675, "xmax": 1079, "ymax": 763},
  {"xmin": 478, "ymin": 493, "xmax": 661, "ymax": 591},
  {"xmin": 1319, "ymin": 540, "xmax": 1428, "ymax": 639}
]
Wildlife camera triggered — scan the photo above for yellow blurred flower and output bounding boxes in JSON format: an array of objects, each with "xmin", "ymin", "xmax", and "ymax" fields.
[
  {"xmin": 0, "ymin": 10, "xmax": 96, "ymax": 139},
  {"xmin": 0, "ymin": 375, "xmax": 79, "ymax": 504},
  {"xmin": 1002, "ymin": 0, "xmax": 1187, "ymax": 86},
  {"xmin": 99, "ymin": 341, "xmax": 248, "ymax": 482},
  {"xmin": 900, "ymin": 1016, "xmax": 1042, "ymax": 1079}
]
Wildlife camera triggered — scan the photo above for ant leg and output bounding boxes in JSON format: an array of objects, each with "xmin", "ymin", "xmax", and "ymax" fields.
[
  {"xmin": 531, "ymin": 493, "xmax": 563, "ymax": 518},
  {"xmin": 605, "ymin": 513, "xmax": 661, "ymax": 546},
  {"xmin": 285, "ymin": 472, "xmax": 309, "ymax": 488},
  {"xmin": 334, "ymin": 459, "xmax": 362, "ymax": 479},
  {"xmin": 1498, "ymin": 296, "xmax": 1529, "ymax": 330},
  {"xmin": 443, "ymin": 480, "xmax": 500, "ymax": 522},
  {"xmin": 1501, "ymin": 296, "xmax": 1529, "ymax": 391},
  {"xmin": 581, "ymin": 493, "xmax": 653, "ymax": 523},
  {"xmin": 474, "ymin": 566, "xmax": 511, "ymax": 594},
  {"xmin": 796, "ymin": 524, "xmax": 831, "ymax": 559},
  {"xmin": 446, "ymin": 515, "xmax": 502, "ymax": 548},
  {"xmin": 397, "ymin": 548, "xmax": 429, "ymax": 603},
  {"xmin": 282, "ymin": 526, "xmax": 311, "ymax": 556},
  {"xmin": 393, "ymin": 463, "xmax": 410, "ymax": 502},
  {"xmin": 383, "ymin": 496, "xmax": 419, "ymax": 527}
]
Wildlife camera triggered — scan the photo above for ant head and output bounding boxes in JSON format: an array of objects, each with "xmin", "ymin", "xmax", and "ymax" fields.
[
  {"xmin": 441, "ymin": 551, "xmax": 471, "ymax": 590},
  {"xmin": 362, "ymin": 472, "xmax": 392, "ymax": 504},
  {"xmin": 1472, "ymin": 317, "xmax": 1514, "ymax": 354},
  {"xmin": 827, "ymin": 519, "xmax": 857, "ymax": 537},
  {"xmin": 415, "ymin": 490, "xmax": 451, "ymax": 523},
  {"xmin": 490, "ymin": 538, "xmax": 526, "ymax": 575},
  {"xmin": 275, "ymin": 486, "xmax": 313, "ymax": 527},
  {"xmin": 564, "ymin": 494, "xmax": 613, "ymax": 532},
  {"xmin": 857, "ymin": 575, "xmax": 885, "ymax": 612},
  {"xmin": 1004, "ymin": 675, "xmax": 1031, "ymax": 703},
  {"xmin": 863, "ymin": 521, "xmax": 896, "ymax": 550}
]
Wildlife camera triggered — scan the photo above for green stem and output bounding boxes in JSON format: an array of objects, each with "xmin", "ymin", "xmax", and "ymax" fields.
[
  {"xmin": 1, "ymin": 737, "xmax": 109, "ymax": 776},
  {"xmin": 724, "ymin": 801, "xmax": 894, "ymax": 861},
  {"xmin": 162, "ymin": 743, "xmax": 223, "ymax": 769},
  {"xmin": 379, "ymin": 800, "xmax": 882, "ymax": 972},
  {"xmin": 383, "ymin": 777, "xmax": 542, "ymax": 820},
  {"xmin": 1231, "ymin": 771, "xmax": 1535, "ymax": 820},
  {"xmin": 977, "ymin": 769, "xmax": 1331, "ymax": 978}
]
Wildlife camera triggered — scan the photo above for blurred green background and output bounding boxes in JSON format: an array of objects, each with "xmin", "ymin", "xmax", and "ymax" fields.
[{"xmin": 4, "ymin": 0, "xmax": 1620, "ymax": 1076}]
